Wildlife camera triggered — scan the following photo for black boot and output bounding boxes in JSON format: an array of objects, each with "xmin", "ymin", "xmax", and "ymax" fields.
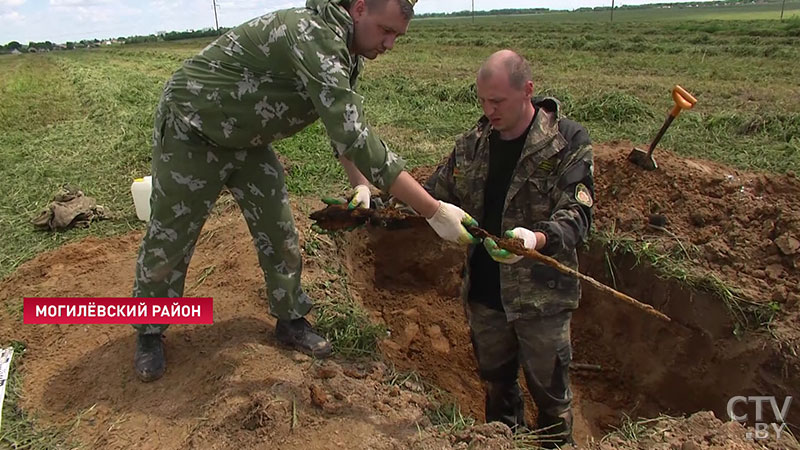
[
  {"xmin": 485, "ymin": 381, "xmax": 526, "ymax": 431},
  {"xmin": 537, "ymin": 410, "xmax": 574, "ymax": 448},
  {"xmin": 275, "ymin": 318, "xmax": 333, "ymax": 358},
  {"xmin": 134, "ymin": 334, "xmax": 165, "ymax": 382}
]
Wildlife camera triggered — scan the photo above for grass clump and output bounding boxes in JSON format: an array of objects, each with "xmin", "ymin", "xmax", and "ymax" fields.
[
  {"xmin": 594, "ymin": 231, "xmax": 779, "ymax": 336},
  {"xmin": 385, "ymin": 368, "xmax": 476, "ymax": 433}
]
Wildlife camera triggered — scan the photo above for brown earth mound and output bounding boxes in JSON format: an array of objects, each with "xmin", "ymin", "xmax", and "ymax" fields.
[
  {"xmin": 586, "ymin": 411, "xmax": 794, "ymax": 450},
  {"xmin": 0, "ymin": 203, "xmax": 512, "ymax": 450},
  {"xmin": 593, "ymin": 142, "xmax": 800, "ymax": 315}
]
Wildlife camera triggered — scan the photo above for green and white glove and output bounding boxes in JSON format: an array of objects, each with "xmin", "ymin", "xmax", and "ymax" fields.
[
  {"xmin": 484, "ymin": 227, "xmax": 537, "ymax": 264},
  {"xmin": 426, "ymin": 201, "xmax": 480, "ymax": 245},
  {"xmin": 348, "ymin": 184, "xmax": 371, "ymax": 209},
  {"xmin": 322, "ymin": 184, "xmax": 371, "ymax": 210}
]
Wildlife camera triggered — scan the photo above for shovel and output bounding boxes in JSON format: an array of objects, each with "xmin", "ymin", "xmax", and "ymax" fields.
[{"xmin": 629, "ymin": 85, "xmax": 697, "ymax": 170}]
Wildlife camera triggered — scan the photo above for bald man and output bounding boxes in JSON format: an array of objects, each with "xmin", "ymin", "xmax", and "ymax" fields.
[{"xmin": 424, "ymin": 50, "xmax": 594, "ymax": 447}]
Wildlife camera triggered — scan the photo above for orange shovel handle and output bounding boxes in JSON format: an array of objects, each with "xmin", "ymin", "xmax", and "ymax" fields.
[{"xmin": 670, "ymin": 85, "xmax": 697, "ymax": 117}]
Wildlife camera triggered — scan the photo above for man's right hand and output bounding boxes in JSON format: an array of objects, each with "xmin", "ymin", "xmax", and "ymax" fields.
[
  {"xmin": 385, "ymin": 171, "xmax": 477, "ymax": 244},
  {"xmin": 426, "ymin": 201, "xmax": 480, "ymax": 245}
]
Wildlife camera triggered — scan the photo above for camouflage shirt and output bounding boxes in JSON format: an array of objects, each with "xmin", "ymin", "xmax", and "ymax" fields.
[
  {"xmin": 424, "ymin": 97, "xmax": 595, "ymax": 319},
  {"xmin": 153, "ymin": 0, "xmax": 404, "ymax": 191}
]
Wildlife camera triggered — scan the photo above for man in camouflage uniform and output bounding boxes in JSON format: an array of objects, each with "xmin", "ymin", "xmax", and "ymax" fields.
[
  {"xmin": 424, "ymin": 50, "xmax": 594, "ymax": 447},
  {"xmin": 132, "ymin": 0, "xmax": 480, "ymax": 382}
]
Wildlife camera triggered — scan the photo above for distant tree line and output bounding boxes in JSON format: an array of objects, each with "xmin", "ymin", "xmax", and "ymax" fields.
[
  {"xmin": 1, "ymin": 27, "xmax": 228, "ymax": 54},
  {"xmin": 124, "ymin": 27, "xmax": 229, "ymax": 45},
  {"xmin": 0, "ymin": 38, "xmax": 114, "ymax": 53},
  {"xmin": 416, "ymin": 8, "xmax": 549, "ymax": 18},
  {"xmin": 576, "ymin": 0, "xmax": 767, "ymax": 11},
  {"xmin": 414, "ymin": 0, "xmax": 777, "ymax": 17}
]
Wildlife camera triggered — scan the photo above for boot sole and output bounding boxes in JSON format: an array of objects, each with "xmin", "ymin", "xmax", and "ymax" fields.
[{"xmin": 136, "ymin": 367, "xmax": 166, "ymax": 382}]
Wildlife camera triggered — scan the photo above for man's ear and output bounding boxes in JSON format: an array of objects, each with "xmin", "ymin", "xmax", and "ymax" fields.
[
  {"xmin": 349, "ymin": 0, "xmax": 367, "ymax": 22},
  {"xmin": 525, "ymin": 80, "xmax": 534, "ymax": 98}
]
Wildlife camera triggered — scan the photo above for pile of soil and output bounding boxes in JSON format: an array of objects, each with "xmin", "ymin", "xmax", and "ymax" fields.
[
  {"xmin": 592, "ymin": 143, "xmax": 800, "ymax": 323},
  {"xmin": 0, "ymin": 203, "xmax": 512, "ymax": 450},
  {"xmin": 586, "ymin": 411, "xmax": 794, "ymax": 450}
]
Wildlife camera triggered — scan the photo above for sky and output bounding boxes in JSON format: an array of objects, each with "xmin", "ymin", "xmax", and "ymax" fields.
[{"xmin": 0, "ymin": 0, "xmax": 710, "ymax": 44}]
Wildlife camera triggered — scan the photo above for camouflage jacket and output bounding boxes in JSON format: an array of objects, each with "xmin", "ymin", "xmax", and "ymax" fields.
[
  {"xmin": 424, "ymin": 97, "xmax": 594, "ymax": 319},
  {"xmin": 153, "ymin": 0, "xmax": 404, "ymax": 191}
]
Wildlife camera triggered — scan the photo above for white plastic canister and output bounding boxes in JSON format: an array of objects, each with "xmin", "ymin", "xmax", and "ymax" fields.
[{"xmin": 131, "ymin": 176, "xmax": 152, "ymax": 221}]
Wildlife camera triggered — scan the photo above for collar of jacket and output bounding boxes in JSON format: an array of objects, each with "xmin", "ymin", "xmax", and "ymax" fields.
[
  {"xmin": 306, "ymin": 0, "xmax": 356, "ymax": 54},
  {"xmin": 473, "ymin": 96, "xmax": 564, "ymax": 163},
  {"xmin": 471, "ymin": 96, "xmax": 567, "ymax": 211},
  {"xmin": 475, "ymin": 96, "xmax": 563, "ymax": 143}
]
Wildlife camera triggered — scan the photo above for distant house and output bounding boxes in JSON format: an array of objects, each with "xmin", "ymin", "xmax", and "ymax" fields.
[{"xmin": 11, "ymin": 49, "xmax": 22, "ymax": 55}]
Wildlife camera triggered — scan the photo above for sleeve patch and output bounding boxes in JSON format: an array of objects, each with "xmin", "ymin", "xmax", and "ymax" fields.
[{"xmin": 576, "ymin": 183, "xmax": 593, "ymax": 207}]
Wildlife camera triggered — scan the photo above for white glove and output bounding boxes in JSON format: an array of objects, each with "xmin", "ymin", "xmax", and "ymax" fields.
[
  {"xmin": 348, "ymin": 184, "xmax": 371, "ymax": 209},
  {"xmin": 426, "ymin": 201, "xmax": 479, "ymax": 245},
  {"xmin": 484, "ymin": 227, "xmax": 537, "ymax": 264}
]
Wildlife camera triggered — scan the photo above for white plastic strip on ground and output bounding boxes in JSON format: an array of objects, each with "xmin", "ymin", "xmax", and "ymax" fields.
[{"xmin": 0, "ymin": 347, "xmax": 14, "ymax": 431}]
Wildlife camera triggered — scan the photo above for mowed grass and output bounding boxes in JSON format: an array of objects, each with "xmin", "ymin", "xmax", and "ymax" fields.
[{"xmin": 0, "ymin": 7, "xmax": 798, "ymax": 281}]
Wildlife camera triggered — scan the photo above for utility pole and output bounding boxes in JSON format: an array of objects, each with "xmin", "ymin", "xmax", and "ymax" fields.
[
  {"xmin": 610, "ymin": 0, "xmax": 615, "ymax": 23},
  {"xmin": 472, "ymin": 0, "xmax": 475, "ymax": 24},
  {"xmin": 781, "ymin": 0, "xmax": 786, "ymax": 21},
  {"xmin": 213, "ymin": 0, "xmax": 220, "ymax": 34}
]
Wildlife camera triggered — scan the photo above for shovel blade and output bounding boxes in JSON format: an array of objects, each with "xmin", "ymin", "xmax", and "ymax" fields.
[{"xmin": 628, "ymin": 147, "xmax": 658, "ymax": 170}]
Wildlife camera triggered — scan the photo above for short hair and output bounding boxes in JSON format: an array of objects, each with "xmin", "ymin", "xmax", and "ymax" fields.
[
  {"xmin": 478, "ymin": 51, "xmax": 532, "ymax": 90},
  {"xmin": 365, "ymin": 0, "xmax": 414, "ymax": 20}
]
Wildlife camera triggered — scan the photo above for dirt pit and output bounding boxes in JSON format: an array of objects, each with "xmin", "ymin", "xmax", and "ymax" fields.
[
  {"xmin": 343, "ymin": 225, "xmax": 800, "ymax": 445},
  {"xmin": 1, "ymin": 142, "xmax": 800, "ymax": 449}
]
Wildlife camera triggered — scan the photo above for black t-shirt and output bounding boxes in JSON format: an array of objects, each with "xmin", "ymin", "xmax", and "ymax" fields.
[{"xmin": 468, "ymin": 111, "xmax": 536, "ymax": 311}]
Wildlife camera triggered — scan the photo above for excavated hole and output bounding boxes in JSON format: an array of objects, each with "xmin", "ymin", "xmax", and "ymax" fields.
[{"xmin": 339, "ymin": 225, "xmax": 800, "ymax": 441}]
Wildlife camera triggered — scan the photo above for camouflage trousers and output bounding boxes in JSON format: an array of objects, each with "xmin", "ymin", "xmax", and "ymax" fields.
[
  {"xmin": 465, "ymin": 300, "xmax": 573, "ymax": 430},
  {"xmin": 132, "ymin": 114, "xmax": 313, "ymax": 335}
]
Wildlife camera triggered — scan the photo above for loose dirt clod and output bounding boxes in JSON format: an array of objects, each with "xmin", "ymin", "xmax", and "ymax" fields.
[{"xmin": 309, "ymin": 204, "xmax": 427, "ymax": 231}]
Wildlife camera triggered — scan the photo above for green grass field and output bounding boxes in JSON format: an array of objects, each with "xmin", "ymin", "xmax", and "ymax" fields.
[{"xmin": 0, "ymin": 4, "xmax": 798, "ymax": 280}]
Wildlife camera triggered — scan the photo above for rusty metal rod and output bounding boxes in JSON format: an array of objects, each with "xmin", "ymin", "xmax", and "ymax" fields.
[{"xmin": 466, "ymin": 226, "xmax": 671, "ymax": 323}]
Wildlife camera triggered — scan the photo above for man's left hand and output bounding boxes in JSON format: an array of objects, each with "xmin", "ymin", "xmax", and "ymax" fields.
[
  {"xmin": 322, "ymin": 184, "xmax": 371, "ymax": 210},
  {"xmin": 484, "ymin": 227, "xmax": 537, "ymax": 264}
]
